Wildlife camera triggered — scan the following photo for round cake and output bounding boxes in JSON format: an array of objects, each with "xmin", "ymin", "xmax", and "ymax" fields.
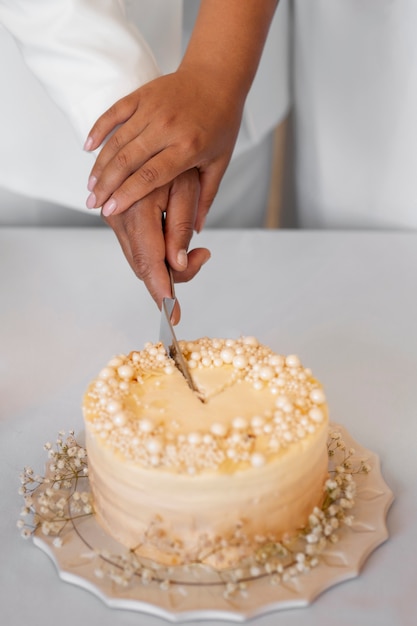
[{"xmin": 83, "ymin": 337, "xmax": 329, "ymax": 569}]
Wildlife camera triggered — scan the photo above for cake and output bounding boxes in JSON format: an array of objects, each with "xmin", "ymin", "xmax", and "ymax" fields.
[{"xmin": 83, "ymin": 337, "xmax": 329, "ymax": 569}]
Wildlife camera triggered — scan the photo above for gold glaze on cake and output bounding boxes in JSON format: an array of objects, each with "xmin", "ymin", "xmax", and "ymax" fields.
[{"xmin": 83, "ymin": 337, "xmax": 329, "ymax": 568}]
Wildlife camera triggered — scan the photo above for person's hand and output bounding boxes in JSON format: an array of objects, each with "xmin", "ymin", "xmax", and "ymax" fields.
[
  {"xmin": 85, "ymin": 66, "xmax": 244, "ymax": 231},
  {"xmin": 103, "ymin": 167, "xmax": 211, "ymax": 324}
]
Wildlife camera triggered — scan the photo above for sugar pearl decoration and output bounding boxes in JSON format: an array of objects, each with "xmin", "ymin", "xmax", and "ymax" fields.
[
  {"xmin": 108, "ymin": 356, "xmax": 124, "ymax": 368},
  {"xmin": 259, "ymin": 366, "xmax": 274, "ymax": 381},
  {"xmin": 106, "ymin": 400, "xmax": 122, "ymax": 414},
  {"xmin": 250, "ymin": 452, "xmax": 266, "ymax": 468},
  {"xmin": 285, "ymin": 354, "xmax": 300, "ymax": 368},
  {"xmin": 232, "ymin": 416, "xmax": 248, "ymax": 430},
  {"xmin": 269, "ymin": 354, "xmax": 284, "ymax": 368},
  {"xmin": 309, "ymin": 407, "xmax": 324, "ymax": 423},
  {"xmin": 310, "ymin": 388, "xmax": 326, "ymax": 405},
  {"xmin": 99, "ymin": 367, "xmax": 115, "ymax": 380},
  {"xmin": 188, "ymin": 432, "xmax": 202, "ymax": 445},
  {"xmin": 146, "ymin": 438, "xmax": 163, "ymax": 454},
  {"xmin": 117, "ymin": 364, "xmax": 135, "ymax": 380},
  {"xmin": 87, "ymin": 337, "xmax": 328, "ymax": 474},
  {"xmin": 251, "ymin": 415, "xmax": 265, "ymax": 429},
  {"xmin": 211, "ymin": 422, "xmax": 227, "ymax": 437},
  {"xmin": 220, "ymin": 348, "xmax": 234, "ymax": 364},
  {"xmin": 242, "ymin": 336, "xmax": 258, "ymax": 346},
  {"xmin": 233, "ymin": 355, "xmax": 248, "ymax": 369},
  {"xmin": 138, "ymin": 418, "xmax": 155, "ymax": 433},
  {"xmin": 112, "ymin": 412, "xmax": 127, "ymax": 426}
]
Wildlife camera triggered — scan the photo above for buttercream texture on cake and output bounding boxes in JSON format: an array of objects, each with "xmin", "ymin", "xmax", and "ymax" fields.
[{"xmin": 83, "ymin": 337, "xmax": 329, "ymax": 568}]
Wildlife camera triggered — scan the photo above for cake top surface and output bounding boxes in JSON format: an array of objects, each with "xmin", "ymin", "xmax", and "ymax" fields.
[{"xmin": 83, "ymin": 337, "xmax": 328, "ymax": 474}]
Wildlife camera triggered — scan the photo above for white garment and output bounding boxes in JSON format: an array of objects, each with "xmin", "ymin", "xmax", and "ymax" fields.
[
  {"xmin": 0, "ymin": 0, "xmax": 290, "ymax": 218},
  {"xmin": 293, "ymin": 0, "xmax": 417, "ymax": 229}
]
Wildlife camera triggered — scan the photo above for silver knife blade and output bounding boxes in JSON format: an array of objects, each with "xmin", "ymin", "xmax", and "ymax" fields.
[{"xmin": 160, "ymin": 296, "xmax": 203, "ymax": 399}]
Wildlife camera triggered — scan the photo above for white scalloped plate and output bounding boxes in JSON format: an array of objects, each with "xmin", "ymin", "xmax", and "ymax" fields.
[{"xmin": 32, "ymin": 424, "xmax": 393, "ymax": 622}]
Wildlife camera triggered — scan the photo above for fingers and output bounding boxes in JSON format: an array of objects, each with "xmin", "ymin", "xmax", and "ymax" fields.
[
  {"xmin": 104, "ymin": 188, "xmax": 174, "ymax": 308},
  {"xmin": 84, "ymin": 92, "xmax": 139, "ymax": 152},
  {"xmin": 164, "ymin": 169, "xmax": 200, "ymax": 271},
  {"xmin": 170, "ymin": 247, "xmax": 211, "ymax": 284},
  {"xmin": 194, "ymin": 162, "xmax": 228, "ymax": 232},
  {"xmin": 89, "ymin": 143, "xmax": 197, "ymax": 217},
  {"xmin": 103, "ymin": 176, "xmax": 211, "ymax": 325}
]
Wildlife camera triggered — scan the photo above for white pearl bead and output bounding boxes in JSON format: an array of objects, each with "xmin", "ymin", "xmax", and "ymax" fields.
[
  {"xmin": 242, "ymin": 336, "xmax": 259, "ymax": 347},
  {"xmin": 99, "ymin": 367, "xmax": 115, "ymax": 380},
  {"xmin": 283, "ymin": 401, "xmax": 294, "ymax": 414},
  {"xmin": 187, "ymin": 432, "xmax": 202, "ymax": 445},
  {"xmin": 309, "ymin": 407, "xmax": 324, "ymax": 423},
  {"xmin": 108, "ymin": 356, "xmax": 124, "ymax": 368},
  {"xmin": 259, "ymin": 365, "xmax": 274, "ymax": 381},
  {"xmin": 220, "ymin": 348, "xmax": 234, "ymax": 364},
  {"xmin": 112, "ymin": 412, "xmax": 126, "ymax": 426},
  {"xmin": 146, "ymin": 438, "xmax": 163, "ymax": 454},
  {"xmin": 117, "ymin": 364, "xmax": 135, "ymax": 380},
  {"xmin": 310, "ymin": 388, "xmax": 326, "ymax": 404},
  {"xmin": 285, "ymin": 354, "xmax": 300, "ymax": 368},
  {"xmin": 251, "ymin": 415, "xmax": 265, "ymax": 429},
  {"xmin": 211, "ymin": 422, "xmax": 227, "ymax": 437},
  {"xmin": 253, "ymin": 380, "xmax": 264, "ymax": 391},
  {"xmin": 275, "ymin": 395, "xmax": 287, "ymax": 408},
  {"xmin": 106, "ymin": 400, "xmax": 122, "ymax": 414},
  {"xmin": 269, "ymin": 354, "xmax": 284, "ymax": 368},
  {"xmin": 233, "ymin": 355, "xmax": 248, "ymax": 370},
  {"xmin": 139, "ymin": 418, "xmax": 155, "ymax": 433},
  {"xmin": 232, "ymin": 416, "xmax": 248, "ymax": 430},
  {"xmin": 250, "ymin": 452, "xmax": 266, "ymax": 467}
]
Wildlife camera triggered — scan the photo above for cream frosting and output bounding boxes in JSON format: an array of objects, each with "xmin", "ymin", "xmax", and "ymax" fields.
[{"xmin": 83, "ymin": 337, "xmax": 329, "ymax": 568}]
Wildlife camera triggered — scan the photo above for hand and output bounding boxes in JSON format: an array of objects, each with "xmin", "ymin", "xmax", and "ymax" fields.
[
  {"xmin": 103, "ymin": 168, "xmax": 211, "ymax": 323},
  {"xmin": 85, "ymin": 66, "xmax": 243, "ymax": 231}
]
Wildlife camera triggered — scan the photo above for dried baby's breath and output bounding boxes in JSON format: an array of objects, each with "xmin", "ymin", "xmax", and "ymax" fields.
[
  {"xmin": 18, "ymin": 431, "xmax": 92, "ymax": 543},
  {"xmin": 18, "ymin": 428, "xmax": 369, "ymax": 597}
]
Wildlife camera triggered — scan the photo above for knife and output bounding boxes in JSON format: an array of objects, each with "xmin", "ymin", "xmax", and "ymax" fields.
[{"xmin": 159, "ymin": 263, "xmax": 204, "ymax": 400}]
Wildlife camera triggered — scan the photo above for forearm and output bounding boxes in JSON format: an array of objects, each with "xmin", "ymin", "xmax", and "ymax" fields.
[{"xmin": 180, "ymin": 0, "xmax": 279, "ymax": 107}]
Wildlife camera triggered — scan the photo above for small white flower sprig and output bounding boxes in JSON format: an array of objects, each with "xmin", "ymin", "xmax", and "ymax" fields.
[
  {"xmin": 17, "ymin": 428, "xmax": 371, "ymax": 599},
  {"xmin": 17, "ymin": 431, "xmax": 93, "ymax": 545}
]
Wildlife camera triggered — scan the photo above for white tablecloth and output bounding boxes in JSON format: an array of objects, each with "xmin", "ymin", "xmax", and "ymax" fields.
[{"xmin": 1, "ymin": 227, "xmax": 415, "ymax": 625}]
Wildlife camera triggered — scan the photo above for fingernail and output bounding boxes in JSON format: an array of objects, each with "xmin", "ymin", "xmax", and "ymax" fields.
[
  {"xmin": 177, "ymin": 249, "xmax": 188, "ymax": 268},
  {"xmin": 83, "ymin": 136, "xmax": 94, "ymax": 151},
  {"xmin": 87, "ymin": 175, "xmax": 97, "ymax": 192},
  {"xmin": 102, "ymin": 198, "xmax": 117, "ymax": 217},
  {"xmin": 86, "ymin": 192, "xmax": 97, "ymax": 209}
]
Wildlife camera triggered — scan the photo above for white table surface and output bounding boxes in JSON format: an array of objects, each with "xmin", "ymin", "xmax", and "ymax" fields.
[{"xmin": 1, "ymin": 226, "xmax": 415, "ymax": 626}]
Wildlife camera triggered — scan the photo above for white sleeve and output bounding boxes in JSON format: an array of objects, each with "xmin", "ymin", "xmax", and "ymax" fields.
[{"xmin": 0, "ymin": 0, "xmax": 160, "ymax": 141}]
